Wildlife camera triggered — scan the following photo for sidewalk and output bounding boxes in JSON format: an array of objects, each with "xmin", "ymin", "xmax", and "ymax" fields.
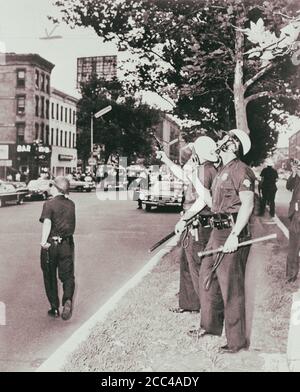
[{"xmin": 43, "ymin": 215, "xmax": 299, "ymax": 372}]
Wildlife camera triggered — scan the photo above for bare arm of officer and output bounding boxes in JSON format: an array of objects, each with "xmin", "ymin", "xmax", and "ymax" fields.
[
  {"xmin": 175, "ymin": 197, "xmax": 207, "ymax": 234},
  {"xmin": 222, "ymin": 191, "xmax": 254, "ymax": 253},
  {"xmin": 41, "ymin": 218, "xmax": 52, "ymax": 248},
  {"xmin": 156, "ymin": 151, "xmax": 185, "ymax": 181},
  {"xmin": 187, "ymin": 173, "xmax": 212, "ymax": 207}
]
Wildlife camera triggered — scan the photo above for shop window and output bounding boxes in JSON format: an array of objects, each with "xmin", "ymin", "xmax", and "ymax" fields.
[
  {"xmin": 16, "ymin": 69, "xmax": 26, "ymax": 88},
  {"xmin": 16, "ymin": 95, "xmax": 25, "ymax": 115},
  {"xmin": 16, "ymin": 123, "xmax": 25, "ymax": 144},
  {"xmin": 40, "ymin": 97, "xmax": 45, "ymax": 118},
  {"xmin": 35, "ymin": 70, "xmax": 39, "ymax": 89},
  {"xmin": 56, "ymin": 129, "xmax": 59, "ymax": 146},
  {"xmin": 46, "ymin": 100, "xmax": 49, "ymax": 119},
  {"xmin": 35, "ymin": 123, "xmax": 39, "ymax": 141},
  {"xmin": 35, "ymin": 96, "xmax": 39, "ymax": 117}
]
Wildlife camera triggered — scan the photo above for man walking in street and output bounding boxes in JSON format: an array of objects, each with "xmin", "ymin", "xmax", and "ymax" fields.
[
  {"xmin": 39, "ymin": 176, "xmax": 76, "ymax": 320},
  {"xmin": 286, "ymin": 160, "xmax": 300, "ymax": 283},
  {"xmin": 196, "ymin": 129, "xmax": 255, "ymax": 353},
  {"xmin": 259, "ymin": 159, "xmax": 278, "ymax": 217},
  {"xmin": 157, "ymin": 136, "xmax": 218, "ymax": 313}
]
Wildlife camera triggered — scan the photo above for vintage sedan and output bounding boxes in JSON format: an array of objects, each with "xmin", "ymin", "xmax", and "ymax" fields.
[
  {"xmin": 68, "ymin": 176, "xmax": 95, "ymax": 192},
  {"xmin": 139, "ymin": 180, "xmax": 184, "ymax": 212},
  {"xmin": 25, "ymin": 178, "xmax": 52, "ymax": 200},
  {"xmin": 0, "ymin": 181, "xmax": 26, "ymax": 207}
]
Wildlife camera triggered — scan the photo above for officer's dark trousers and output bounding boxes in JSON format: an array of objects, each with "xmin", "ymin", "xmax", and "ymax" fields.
[
  {"xmin": 261, "ymin": 188, "xmax": 277, "ymax": 217},
  {"xmin": 286, "ymin": 215, "xmax": 300, "ymax": 280},
  {"xmin": 40, "ymin": 238, "xmax": 75, "ymax": 309},
  {"xmin": 199, "ymin": 227, "xmax": 250, "ymax": 350},
  {"xmin": 179, "ymin": 226, "xmax": 211, "ymax": 311}
]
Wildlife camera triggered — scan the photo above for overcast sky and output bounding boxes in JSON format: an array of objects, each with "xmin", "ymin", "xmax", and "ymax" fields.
[{"xmin": 0, "ymin": 0, "xmax": 298, "ymax": 148}]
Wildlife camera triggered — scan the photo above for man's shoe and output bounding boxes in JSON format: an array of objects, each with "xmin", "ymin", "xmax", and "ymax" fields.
[
  {"xmin": 62, "ymin": 300, "xmax": 72, "ymax": 321},
  {"xmin": 286, "ymin": 276, "xmax": 297, "ymax": 284},
  {"xmin": 169, "ymin": 307, "xmax": 199, "ymax": 314},
  {"xmin": 219, "ymin": 344, "xmax": 247, "ymax": 354},
  {"xmin": 48, "ymin": 308, "xmax": 60, "ymax": 318},
  {"xmin": 187, "ymin": 328, "xmax": 208, "ymax": 339}
]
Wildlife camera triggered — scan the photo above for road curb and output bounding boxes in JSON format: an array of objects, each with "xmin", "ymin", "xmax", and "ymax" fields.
[
  {"xmin": 287, "ymin": 288, "xmax": 300, "ymax": 371},
  {"xmin": 36, "ymin": 235, "xmax": 179, "ymax": 372}
]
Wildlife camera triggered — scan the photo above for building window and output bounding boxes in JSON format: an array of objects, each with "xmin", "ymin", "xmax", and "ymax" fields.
[
  {"xmin": 16, "ymin": 69, "xmax": 26, "ymax": 88},
  {"xmin": 73, "ymin": 110, "xmax": 76, "ymax": 125},
  {"xmin": 56, "ymin": 104, "xmax": 59, "ymax": 120},
  {"xmin": 35, "ymin": 70, "xmax": 39, "ymax": 89},
  {"xmin": 40, "ymin": 97, "xmax": 45, "ymax": 118},
  {"xmin": 40, "ymin": 73, "xmax": 45, "ymax": 91},
  {"xmin": 72, "ymin": 133, "xmax": 75, "ymax": 148},
  {"xmin": 45, "ymin": 75, "xmax": 50, "ymax": 94},
  {"xmin": 60, "ymin": 130, "xmax": 63, "ymax": 146},
  {"xmin": 16, "ymin": 96, "xmax": 26, "ymax": 115},
  {"xmin": 35, "ymin": 96, "xmax": 39, "ymax": 117},
  {"xmin": 51, "ymin": 102, "xmax": 54, "ymax": 119},
  {"xmin": 51, "ymin": 128, "xmax": 54, "ymax": 145},
  {"xmin": 69, "ymin": 131, "xmax": 72, "ymax": 148},
  {"xmin": 16, "ymin": 123, "xmax": 25, "ymax": 144},
  {"xmin": 56, "ymin": 129, "xmax": 59, "ymax": 146},
  {"xmin": 35, "ymin": 123, "xmax": 39, "ymax": 141},
  {"xmin": 64, "ymin": 131, "xmax": 67, "ymax": 147},
  {"xmin": 61, "ymin": 106, "xmax": 63, "ymax": 122},
  {"xmin": 41, "ymin": 123, "xmax": 45, "ymax": 143},
  {"xmin": 45, "ymin": 125, "xmax": 49, "ymax": 145},
  {"xmin": 65, "ymin": 108, "xmax": 68, "ymax": 123},
  {"xmin": 46, "ymin": 100, "xmax": 49, "ymax": 119},
  {"xmin": 69, "ymin": 108, "xmax": 72, "ymax": 124}
]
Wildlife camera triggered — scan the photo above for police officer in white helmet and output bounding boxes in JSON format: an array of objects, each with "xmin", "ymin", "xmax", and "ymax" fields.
[{"xmin": 157, "ymin": 135, "xmax": 218, "ymax": 313}]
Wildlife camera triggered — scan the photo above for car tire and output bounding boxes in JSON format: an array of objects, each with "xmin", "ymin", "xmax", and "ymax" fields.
[
  {"xmin": 42, "ymin": 192, "xmax": 48, "ymax": 200},
  {"xmin": 86, "ymin": 188, "xmax": 92, "ymax": 192},
  {"xmin": 145, "ymin": 204, "xmax": 152, "ymax": 212}
]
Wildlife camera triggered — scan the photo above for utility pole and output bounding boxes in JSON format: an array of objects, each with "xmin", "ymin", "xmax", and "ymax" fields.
[{"xmin": 90, "ymin": 112, "xmax": 94, "ymax": 156}]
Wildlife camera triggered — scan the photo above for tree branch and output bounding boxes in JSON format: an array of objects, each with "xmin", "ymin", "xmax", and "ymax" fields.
[
  {"xmin": 244, "ymin": 63, "xmax": 274, "ymax": 91},
  {"xmin": 245, "ymin": 90, "xmax": 290, "ymax": 105}
]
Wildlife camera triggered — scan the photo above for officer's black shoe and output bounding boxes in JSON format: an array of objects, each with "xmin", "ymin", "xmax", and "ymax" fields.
[
  {"xmin": 48, "ymin": 308, "xmax": 60, "ymax": 318},
  {"xmin": 62, "ymin": 300, "xmax": 72, "ymax": 321},
  {"xmin": 169, "ymin": 307, "xmax": 199, "ymax": 314},
  {"xmin": 187, "ymin": 328, "xmax": 208, "ymax": 339},
  {"xmin": 219, "ymin": 344, "xmax": 247, "ymax": 354}
]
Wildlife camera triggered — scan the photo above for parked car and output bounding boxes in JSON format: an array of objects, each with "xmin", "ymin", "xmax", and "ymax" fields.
[
  {"xmin": 139, "ymin": 179, "xmax": 184, "ymax": 211},
  {"xmin": 11, "ymin": 181, "xmax": 29, "ymax": 199},
  {"xmin": 25, "ymin": 178, "xmax": 52, "ymax": 200},
  {"xmin": 0, "ymin": 181, "xmax": 26, "ymax": 207},
  {"xmin": 68, "ymin": 175, "xmax": 95, "ymax": 192}
]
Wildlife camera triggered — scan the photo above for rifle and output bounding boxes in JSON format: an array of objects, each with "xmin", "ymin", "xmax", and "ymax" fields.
[
  {"xmin": 200, "ymin": 233, "xmax": 277, "ymax": 291},
  {"xmin": 149, "ymin": 211, "xmax": 202, "ymax": 253}
]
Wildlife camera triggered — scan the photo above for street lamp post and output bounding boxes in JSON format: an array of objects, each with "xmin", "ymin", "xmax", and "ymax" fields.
[{"xmin": 90, "ymin": 112, "xmax": 94, "ymax": 156}]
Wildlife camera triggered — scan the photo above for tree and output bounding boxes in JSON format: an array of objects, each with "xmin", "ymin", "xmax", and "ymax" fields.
[
  {"xmin": 76, "ymin": 76, "xmax": 160, "ymax": 165},
  {"xmin": 53, "ymin": 0, "xmax": 300, "ymax": 164}
]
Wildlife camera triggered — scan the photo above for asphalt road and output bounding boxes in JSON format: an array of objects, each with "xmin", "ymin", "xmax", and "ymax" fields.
[{"xmin": 0, "ymin": 191, "xmax": 179, "ymax": 372}]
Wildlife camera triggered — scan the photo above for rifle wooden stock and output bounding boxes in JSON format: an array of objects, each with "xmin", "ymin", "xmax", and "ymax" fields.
[
  {"xmin": 198, "ymin": 233, "xmax": 277, "ymax": 257},
  {"xmin": 149, "ymin": 231, "xmax": 175, "ymax": 253}
]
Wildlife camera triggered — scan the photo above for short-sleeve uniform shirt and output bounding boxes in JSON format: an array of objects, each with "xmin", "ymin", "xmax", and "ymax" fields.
[
  {"xmin": 183, "ymin": 160, "xmax": 217, "ymax": 215},
  {"xmin": 39, "ymin": 195, "xmax": 76, "ymax": 239},
  {"xmin": 211, "ymin": 159, "xmax": 255, "ymax": 214}
]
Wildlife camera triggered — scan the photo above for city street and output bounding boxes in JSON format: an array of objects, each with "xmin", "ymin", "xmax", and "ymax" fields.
[
  {"xmin": 0, "ymin": 191, "xmax": 179, "ymax": 372},
  {"xmin": 275, "ymin": 179, "xmax": 292, "ymax": 228}
]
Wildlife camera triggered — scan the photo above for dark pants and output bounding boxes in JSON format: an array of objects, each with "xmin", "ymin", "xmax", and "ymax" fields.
[
  {"xmin": 287, "ymin": 218, "xmax": 300, "ymax": 280},
  {"xmin": 261, "ymin": 187, "xmax": 277, "ymax": 217},
  {"xmin": 199, "ymin": 227, "xmax": 251, "ymax": 350},
  {"xmin": 40, "ymin": 238, "xmax": 75, "ymax": 309},
  {"xmin": 179, "ymin": 226, "xmax": 211, "ymax": 311}
]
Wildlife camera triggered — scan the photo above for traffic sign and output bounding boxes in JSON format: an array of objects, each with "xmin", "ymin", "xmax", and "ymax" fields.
[
  {"xmin": 94, "ymin": 105, "xmax": 112, "ymax": 119},
  {"xmin": 88, "ymin": 157, "xmax": 97, "ymax": 166}
]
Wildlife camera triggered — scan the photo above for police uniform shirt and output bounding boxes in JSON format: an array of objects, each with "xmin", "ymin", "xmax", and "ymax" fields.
[
  {"xmin": 183, "ymin": 160, "xmax": 217, "ymax": 214},
  {"xmin": 211, "ymin": 159, "xmax": 255, "ymax": 214},
  {"xmin": 39, "ymin": 195, "xmax": 76, "ymax": 238}
]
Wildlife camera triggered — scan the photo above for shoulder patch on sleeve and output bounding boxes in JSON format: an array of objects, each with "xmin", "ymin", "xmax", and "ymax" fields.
[{"xmin": 242, "ymin": 179, "xmax": 251, "ymax": 188}]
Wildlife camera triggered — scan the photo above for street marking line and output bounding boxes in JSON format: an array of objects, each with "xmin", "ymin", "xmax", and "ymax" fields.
[
  {"xmin": 273, "ymin": 214, "xmax": 289, "ymax": 239},
  {"xmin": 36, "ymin": 235, "xmax": 179, "ymax": 372}
]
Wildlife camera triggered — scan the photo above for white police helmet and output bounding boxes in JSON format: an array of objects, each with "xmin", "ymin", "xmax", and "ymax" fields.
[
  {"xmin": 193, "ymin": 136, "xmax": 218, "ymax": 162},
  {"xmin": 229, "ymin": 129, "xmax": 251, "ymax": 155}
]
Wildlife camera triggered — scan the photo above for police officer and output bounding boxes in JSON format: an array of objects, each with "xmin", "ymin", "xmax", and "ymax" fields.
[
  {"xmin": 157, "ymin": 136, "xmax": 218, "ymax": 313},
  {"xmin": 196, "ymin": 129, "xmax": 255, "ymax": 353},
  {"xmin": 286, "ymin": 159, "xmax": 300, "ymax": 283},
  {"xmin": 39, "ymin": 176, "xmax": 76, "ymax": 320},
  {"xmin": 259, "ymin": 159, "xmax": 278, "ymax": 217}
]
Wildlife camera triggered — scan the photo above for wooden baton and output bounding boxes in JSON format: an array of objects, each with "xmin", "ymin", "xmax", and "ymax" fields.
[{"xmin": 198, "ymin": 233, "xmax": 277, "ymax": 257}]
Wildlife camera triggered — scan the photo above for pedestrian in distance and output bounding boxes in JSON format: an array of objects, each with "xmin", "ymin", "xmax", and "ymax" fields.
[
  {"xmin": 286, "ymin": 159, "xmax": 300, "ymax": 283},
  {"xmin": 157, "ymin": 136, "xmax": 218, "ymax": 314},
  {"xmin": 196, "ymin": 129, "xmax": 255, "ymax": 354},
  {"xmin": 39, "ymin": 176, "xmax": 76, "ymax": 320},
  {"xmin": 259, "ymin": 158, "xmax": 278, "ymax": 218}
]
